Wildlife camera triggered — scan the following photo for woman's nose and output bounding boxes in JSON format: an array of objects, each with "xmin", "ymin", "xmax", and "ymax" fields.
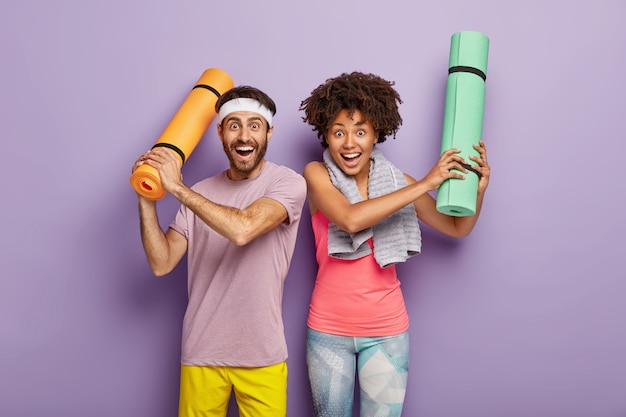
[{"xmin": 343, "ymin": 134, "xmax": 356, "ymax": 147}]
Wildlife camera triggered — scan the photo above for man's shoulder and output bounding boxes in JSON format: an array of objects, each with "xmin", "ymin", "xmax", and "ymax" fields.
[
  {"xmin": 264, "ymin": 161, "xmax": 301, "ymax": 174},
  {"xmin": 263, "ymin": 161, "xmax": 305, "ymax": 181},
  {"xmin": 262, "ymin": 162, "xmax": 306, "ymax": 199}
]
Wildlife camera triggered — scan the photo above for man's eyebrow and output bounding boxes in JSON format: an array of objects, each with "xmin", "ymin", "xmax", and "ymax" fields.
[{"xmin": 224, "ymin": 115, "xmax": 263, "ymax": 124}]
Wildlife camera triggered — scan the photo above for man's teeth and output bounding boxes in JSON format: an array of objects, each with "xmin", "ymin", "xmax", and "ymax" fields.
[{"xmin": 236, "ymin": 146, "xmax": 254, "ymax": 152}]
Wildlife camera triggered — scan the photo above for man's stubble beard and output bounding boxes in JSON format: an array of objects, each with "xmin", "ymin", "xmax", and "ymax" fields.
[{"xmin": 223, "ymin": 137, "xmax": 269, "ymax": 175}]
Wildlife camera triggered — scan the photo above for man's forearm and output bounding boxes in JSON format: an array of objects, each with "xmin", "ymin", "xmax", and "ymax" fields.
[
  {"xmin": 169, "ymin": 183, "xmax": 285, "ymax": 246},
  {"xmin": 138, "ymin": 198, "xmax": 171, "ymax": 274}
]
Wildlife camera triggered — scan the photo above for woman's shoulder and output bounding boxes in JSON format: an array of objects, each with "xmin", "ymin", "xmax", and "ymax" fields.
[
  {"xmin": 303, "ymin": 160, "xmax": 326, "ymax": 178},
  {"xmin": 304, "ymin": 159, "xmax": 324, "ymax": 169}
]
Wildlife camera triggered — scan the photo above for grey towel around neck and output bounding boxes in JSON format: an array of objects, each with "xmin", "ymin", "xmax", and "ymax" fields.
[{"xmin": 323, "ymin": 147, "xmax": 421, "ymax": 268}]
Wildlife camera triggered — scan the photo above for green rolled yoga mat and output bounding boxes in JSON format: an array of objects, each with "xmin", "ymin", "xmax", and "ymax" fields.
[{"xmin": 436, "ymin": 30, "xmax": 489, "ymax": 216}]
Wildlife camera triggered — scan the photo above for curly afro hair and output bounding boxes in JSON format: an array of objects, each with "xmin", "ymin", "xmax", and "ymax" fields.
[{"xmin": 299, "ymin": 72, "xmax": 403, "ymax": 148}]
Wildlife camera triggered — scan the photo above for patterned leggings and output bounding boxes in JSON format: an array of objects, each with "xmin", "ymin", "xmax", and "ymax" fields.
[{"xmin": 306, "ymin": 328, "xmax": 410, "ymax": 417}]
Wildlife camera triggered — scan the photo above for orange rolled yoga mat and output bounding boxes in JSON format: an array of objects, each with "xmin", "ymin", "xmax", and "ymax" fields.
[{"xmin": 130, "ymin": 68, "xmax": 234, "ymax": 200}]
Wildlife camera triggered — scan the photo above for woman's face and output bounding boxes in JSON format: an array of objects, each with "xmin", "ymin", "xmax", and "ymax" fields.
[{"xmin": 326, "ymin": 109, "xmax": 377, "ymax": 181}]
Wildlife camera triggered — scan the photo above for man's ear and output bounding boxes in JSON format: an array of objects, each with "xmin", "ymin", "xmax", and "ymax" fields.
[
  {"xmin": 217, "ymin": 123, "xmax": 224, "ymax": 142},
  {"xmin": 267, "ymin": 125, "xmax": 274, "ymax": 142}
]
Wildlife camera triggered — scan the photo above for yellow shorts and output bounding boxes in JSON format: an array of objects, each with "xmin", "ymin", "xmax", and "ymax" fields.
[{"xmin": 178, "ymin": 362, "xmax": 287, "ymax": 417}]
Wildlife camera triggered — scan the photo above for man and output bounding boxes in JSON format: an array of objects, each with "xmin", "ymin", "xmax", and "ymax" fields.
[{"xmin": 132, "ymin": 85, "xmax": 307, "ymax": 417}]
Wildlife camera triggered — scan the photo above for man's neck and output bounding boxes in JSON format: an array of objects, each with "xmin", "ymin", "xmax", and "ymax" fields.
[{"xmin": 226, "ymin": 159, "xmax": 266, "ymax": 181}]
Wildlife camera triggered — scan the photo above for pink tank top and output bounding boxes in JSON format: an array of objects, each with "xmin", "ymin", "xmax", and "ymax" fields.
[{"xmin": 307, "ymin": 211, "xmax": 410, "ymax": 336}]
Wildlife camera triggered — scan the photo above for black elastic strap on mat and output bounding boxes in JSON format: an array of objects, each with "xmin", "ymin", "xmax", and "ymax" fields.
[
  {"xmin": 460, "ymin": 162, "xmax": 482, "ymax": 178},
  {"xmin": 193, "ymin": 84, "xmax": 222, "ymax": 98},
  {"xmin": 448, "ymin": 66, "xmax": 487, "ymax": 82},
  {"xmin": 152, "ymin": 143, "xmax": 186, "ymax": 163}
]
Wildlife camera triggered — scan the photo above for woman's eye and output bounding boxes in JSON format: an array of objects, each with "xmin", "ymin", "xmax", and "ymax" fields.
[{"xmin": 357, "ymin": 130, "xmax": 365, "ymax": 136}]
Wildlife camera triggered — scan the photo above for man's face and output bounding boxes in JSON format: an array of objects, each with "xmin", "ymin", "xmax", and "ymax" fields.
[{"xmin": 218, "ymin": 111, "xmax": 272, "ymax": 180}]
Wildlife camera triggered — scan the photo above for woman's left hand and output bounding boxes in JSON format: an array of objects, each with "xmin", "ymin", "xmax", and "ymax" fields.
[{"xmin": 471, "ymin": 140, "xmax": 490, "ymax": 193}]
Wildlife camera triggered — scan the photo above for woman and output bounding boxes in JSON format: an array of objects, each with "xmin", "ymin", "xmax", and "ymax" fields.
[{"xmin": 299, "ymin": 72, "xmax": 490, "ymax": 417}]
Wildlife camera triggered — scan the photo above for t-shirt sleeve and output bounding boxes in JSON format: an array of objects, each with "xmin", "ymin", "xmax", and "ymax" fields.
[
  {"xmin": 169, "ymin": 204, "xmax": 189, "ymax": 238},
  {"xmin": 266, "ymin": 170, "xmax": 307, "ymax": 226}
]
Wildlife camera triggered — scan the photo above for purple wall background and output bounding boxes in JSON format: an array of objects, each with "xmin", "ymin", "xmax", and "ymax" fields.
[{"xmin": 1, "ymin": 1, "xmax": 625, "ymax": 416}]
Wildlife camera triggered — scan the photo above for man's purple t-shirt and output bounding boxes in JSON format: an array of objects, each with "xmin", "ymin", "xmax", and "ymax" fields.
[{"xmin": 169, "ymin": 162, "xmax": 306, "ymax": 367}]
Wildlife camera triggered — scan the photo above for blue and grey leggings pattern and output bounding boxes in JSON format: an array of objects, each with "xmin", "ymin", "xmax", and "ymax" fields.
[{"xmin": 306, "ymin": 328, "xmax": 410, "ymax": 417}]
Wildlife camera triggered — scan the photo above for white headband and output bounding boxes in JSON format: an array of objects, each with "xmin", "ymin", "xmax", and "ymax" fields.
[{"xmin": 218, "ymin": 98, "xmax": 273, "ymax": 126}]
